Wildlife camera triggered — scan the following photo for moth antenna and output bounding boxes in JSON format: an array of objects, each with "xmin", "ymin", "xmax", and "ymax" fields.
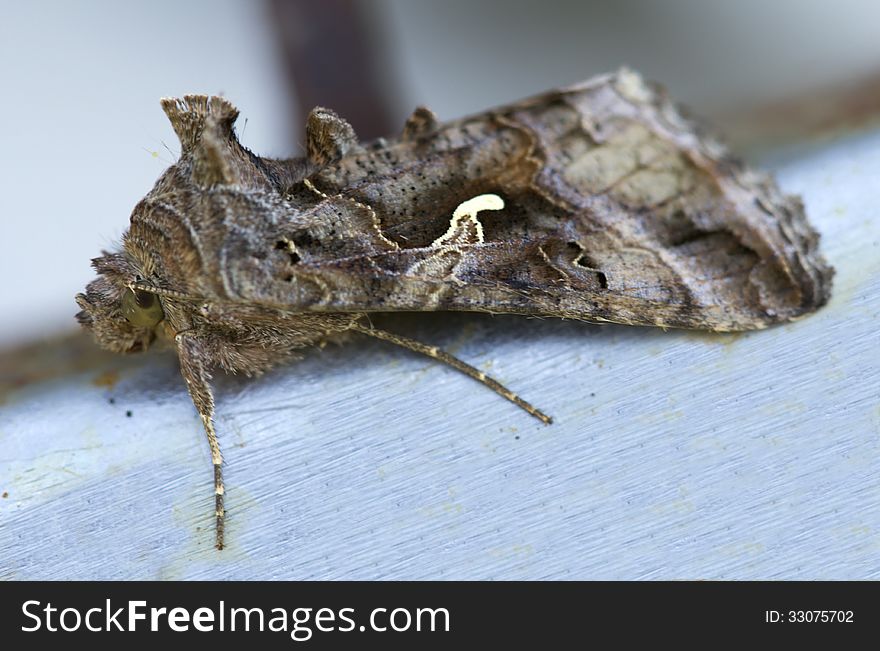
[
  {"xmin": 351, "ymin": 323, "xmax": 552, "ymax": 425},
  {"xmin": 129, "ymin": 282, "xmax": 203, "ymax": 302}
]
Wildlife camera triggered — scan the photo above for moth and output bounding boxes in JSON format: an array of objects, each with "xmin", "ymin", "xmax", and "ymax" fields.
[{"xmin": 76, "ymin": 69, "xmax": 833, "ymax": 549}]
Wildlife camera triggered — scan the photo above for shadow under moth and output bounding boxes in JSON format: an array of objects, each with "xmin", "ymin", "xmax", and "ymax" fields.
[{"xmin": 76, "ymin": 69, "xmax": 833, "ymax": 549}]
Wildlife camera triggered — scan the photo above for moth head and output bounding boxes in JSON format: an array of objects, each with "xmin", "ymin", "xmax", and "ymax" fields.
[{"xmin": 75, "ymin": 252, "xmax": 163, "ymax": 354}]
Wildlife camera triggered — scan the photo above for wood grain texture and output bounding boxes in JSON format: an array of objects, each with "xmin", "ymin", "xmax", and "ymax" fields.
[{"xmin": 2, "ymin": 129, "xmax": 879, "ymax": 579}]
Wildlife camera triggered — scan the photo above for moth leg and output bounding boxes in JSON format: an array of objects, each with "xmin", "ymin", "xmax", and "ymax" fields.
[
  {"xmin": 176, "ymin": 334, "xmax": 225, "ymax": 550},
  {"xmin": 351, "ymin": 323, "xmax": 552, "ymax": 425}
]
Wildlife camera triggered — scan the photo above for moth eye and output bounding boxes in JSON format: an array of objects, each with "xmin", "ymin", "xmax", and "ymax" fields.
[{"xmin": 121, "ymin": 288, "xmax": 164, "ymax": 327}]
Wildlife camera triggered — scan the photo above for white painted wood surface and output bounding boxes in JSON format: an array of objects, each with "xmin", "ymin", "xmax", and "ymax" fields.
[{"xmin": 2, "ymin": 128, "xmax": 879, "ymax": 579}]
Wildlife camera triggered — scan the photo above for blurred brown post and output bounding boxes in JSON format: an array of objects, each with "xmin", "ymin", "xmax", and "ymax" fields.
[{"xmin": 269, "ymin": 0, "xmax": 399, "ymax": 144}]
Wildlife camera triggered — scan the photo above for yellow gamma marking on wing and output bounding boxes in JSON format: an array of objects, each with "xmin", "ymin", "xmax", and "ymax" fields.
[
  {"xmin": 432, "ymin": 193, "xmax": 503, "ymax": 247},
  {"xmin": 408, "ymin": 193, "xmax": 505, "ymax": 289}
]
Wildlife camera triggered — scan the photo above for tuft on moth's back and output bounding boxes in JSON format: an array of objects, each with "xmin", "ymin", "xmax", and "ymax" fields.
[{"xmin": 75, "ymin": 68, "xmax": 833, "ymax": 550}]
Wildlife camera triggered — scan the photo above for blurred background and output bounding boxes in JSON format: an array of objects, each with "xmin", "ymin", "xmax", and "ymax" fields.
[{"xmin": 2, "ymin": 0, "xmax": 880, "ymax": 347}]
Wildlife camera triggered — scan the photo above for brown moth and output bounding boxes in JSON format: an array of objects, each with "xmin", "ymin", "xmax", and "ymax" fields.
[{"xmin": 75, "ymin": 69, "xmax": 833, "ymax": 549}]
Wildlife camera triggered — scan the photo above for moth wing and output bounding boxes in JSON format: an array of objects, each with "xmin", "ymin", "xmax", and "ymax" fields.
[{"xmin": 224, "ymin": 70, "xmax": 831, "ymax": 332}]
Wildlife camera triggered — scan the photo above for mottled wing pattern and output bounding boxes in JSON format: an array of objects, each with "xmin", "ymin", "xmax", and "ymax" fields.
[{"xmin": 220, "ymin": 70, "xmax": 831, "ymax": 331}]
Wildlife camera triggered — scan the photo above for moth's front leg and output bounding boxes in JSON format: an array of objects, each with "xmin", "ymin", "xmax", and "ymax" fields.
[{"xmin": 175, "ymin": 333, "xmax": 225, "ymax": 550}]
